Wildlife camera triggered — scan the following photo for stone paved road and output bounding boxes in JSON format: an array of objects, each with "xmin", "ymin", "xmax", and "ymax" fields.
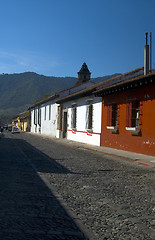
[
  {"xmin": 1, "ymin": 132, "xmax": 155, "ymax": 240},
  {"xmin": 0, "ymin": 132, "xmax": 89, "ymax": 240}
]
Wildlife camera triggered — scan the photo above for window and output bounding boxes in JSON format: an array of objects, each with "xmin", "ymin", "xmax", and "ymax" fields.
[
  {"xmin": 107, "ymin": 104, "xmax": 118, "ymax": 127},
  {"xmin": 38, "ymin": 108, "xmax": 41, "ymax": 126},
  {"xmin": 112, "ymin": 104, "xmax": 118, "ymax": 126},
  {"xmin": 126, "ymin": 100, "xmax": 141, "ymax": 128},
  {"xmin": 71, "ymin": 106, "xmax": 77, "ymax": 130},
  {"xmin": 133, "ymin": 101, "xmax": 140, "ymax": 127},
  {"xmin": 33, "ymin": 109, "xmax": 35, "ymax": 125},
  {"xmin": 49, "ymin": 105, "xmax": 51, "ymax": 120},
  {"xmin": 86, "ymin": 104, "xmax": 93, "ymax": 130},
  {"xmin": 34, "ymin": 108, "xmax": 37, "ymax": 125},
  {"xmin": 44, "ymin": 106, "xmax": 46, "ymax": 120}
]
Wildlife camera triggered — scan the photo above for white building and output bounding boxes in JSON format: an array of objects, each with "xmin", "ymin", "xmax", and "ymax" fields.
[
  {"xmin": 56, "ymin": 63, "xmax": 102, "ymax": 146},
  {"xmin": 30, "ymin": 94, "xmax": 59, "ymax": 137},
  {"xmin": 29, "ymin": 63, "xmax": 102, "ymax": 146},
  {"xmin": 57, "ymin": 94, "xmax": 102, "ymax": 146}
]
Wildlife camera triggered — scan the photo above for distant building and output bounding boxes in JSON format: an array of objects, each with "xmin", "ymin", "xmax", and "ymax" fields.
[
  {"xmin": 29, "ymin": 94, "xmax": 59, "ymax": 137},
  {"xmin": 17, "ymin": 111, "xmax": 31, "ymax": 132},
  {"xmin": 12, "ymin": 111, "xmax": 31, "ymax": 131}
]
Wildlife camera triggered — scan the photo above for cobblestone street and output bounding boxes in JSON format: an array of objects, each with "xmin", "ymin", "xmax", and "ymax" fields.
[{"xmin": 0, "ymin": 132, "xmax": 155, "ymax": 239}]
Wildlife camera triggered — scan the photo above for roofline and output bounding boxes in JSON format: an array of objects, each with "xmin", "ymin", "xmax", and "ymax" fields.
[
  {"xmin": 28, "ymin": 93, "xmax": 59, "ymax": 109},
  {"xmin": 56, "ymin": 87, "xmax": 95, "ymax": 103},
  {"xmin": 29, "ymin": 67, "xmax": 149, "ymax": 107},
  {"xmin": 56, "ymin": 67, "xmax": 144, "ymax": 103},
  {"xmin": 94, "ymin": 71, "xmax": 155, "ymax": 96}
]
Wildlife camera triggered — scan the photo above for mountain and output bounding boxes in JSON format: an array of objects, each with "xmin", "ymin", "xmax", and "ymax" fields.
[
  {"xmin": 91, "ymin": 73, "xmax": 121, "ymax": 83},
  {"xmin": 0, "ymin": 72, "xmax": 120, "ymax": 123}
]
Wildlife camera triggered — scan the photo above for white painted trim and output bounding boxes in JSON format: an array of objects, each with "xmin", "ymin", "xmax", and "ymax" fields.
[
  {"xmin": 107, "ymin": 126, "xmax": 115, "ymax": 130},
  {"xmin": 86, "ymin": 129, "xmax": 93, "ymax": 134},
  {"xmin": 126, "ymin": 127, "xmax": 136, "ymax": 131}
]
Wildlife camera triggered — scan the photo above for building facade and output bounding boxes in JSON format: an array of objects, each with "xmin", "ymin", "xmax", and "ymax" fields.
[
  {"xmin": 56, "ymin": 63, "xmax": 102, "ymax": 146},
  {"xmin": 95, "ymin": 70, "xmax": 155, "ymax": 156},
  {"xmin": 57, "ymin": 95, "xmax": 102, "ymax": 146},
  {"xmin": 30, "ymin": 94, "xmax": 59, "ymax": 137},
  {"xmin": 29, "ymin": 60, "xmax": 155, "ymax": 156},
  {"xmin": 30, "ymin": 63, "xmax": 96, "ymax": 141},
  {"xmin": 18, "ymin": 111, "xmax": 31, "ymax": 132}
]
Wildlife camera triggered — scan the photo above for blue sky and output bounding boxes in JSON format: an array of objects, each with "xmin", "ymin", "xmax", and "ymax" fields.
[{"xmin": 0, "ymin": 0, "xmax": 155, "ymax": 77}]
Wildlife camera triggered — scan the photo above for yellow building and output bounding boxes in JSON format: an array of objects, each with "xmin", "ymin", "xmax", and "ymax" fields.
[{"xmin": 12, "ymin": 111, "xmax": 31, "ymax": 132}]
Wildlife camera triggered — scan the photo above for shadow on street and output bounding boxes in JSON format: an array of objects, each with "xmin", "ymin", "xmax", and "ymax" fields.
[{"xmin": 0, "ymin": 134, "xmax": 88, "ymax": 239}]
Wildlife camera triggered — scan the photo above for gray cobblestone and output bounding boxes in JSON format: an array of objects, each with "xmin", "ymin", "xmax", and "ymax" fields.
[
  {"xmin": 0, "ymin": 133, "xmax": 88, "ymax": 239},
  {"xmin": 1, "ymin": 132, "xmax": 155, "ymax": 239}
]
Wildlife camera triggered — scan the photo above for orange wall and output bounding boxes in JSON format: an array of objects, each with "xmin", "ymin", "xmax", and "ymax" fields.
[{"xmin": 101, "ymin": 84, "xmax": 155, "ymax": 156}]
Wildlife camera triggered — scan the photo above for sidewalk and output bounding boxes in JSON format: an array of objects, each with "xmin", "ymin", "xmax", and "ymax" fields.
[
  {"xmin": 28, "ymin": 132, "xmax": 155, "ymax": 168},
  {"xmin": 52, "ymin": 137, "xmax": 155, "ymax": 168}
]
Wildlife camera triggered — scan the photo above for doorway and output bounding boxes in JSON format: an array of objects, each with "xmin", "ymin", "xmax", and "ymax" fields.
[{"xmin": 62, "ymin": 110, "xmax": 68, "ymax": 138}]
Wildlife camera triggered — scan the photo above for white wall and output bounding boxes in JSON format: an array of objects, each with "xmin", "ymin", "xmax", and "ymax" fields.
[
  {"xmin": 30, "ymin": 95, "xmax": 102, "ymax": 146},
  {"xmin": 30, "ymin": 101, "xmax": 58, "ymax": 138},
  {"xmin": 41, "ymin": 102, "xmax": 58, "ymax": 137},
  {"xmin": 62, "ymin": 96, "xmax": 102, "ymax": 146},
  {"xmin": 31, "ymin": 109, "xmax": 38, "ymax": 133}
]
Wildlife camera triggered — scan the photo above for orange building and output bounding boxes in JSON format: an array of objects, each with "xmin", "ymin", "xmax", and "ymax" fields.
[{"xmin": 95, "ymin": 69, "xmax": 155, "ymax": 156}]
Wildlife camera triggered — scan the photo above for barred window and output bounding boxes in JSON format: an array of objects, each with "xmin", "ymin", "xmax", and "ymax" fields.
[
  {"xmin": 38, "ymin": 108, "xmax": 41, "ymax": 126},
  {"xmin": 44, "ymin": 106, "xmax": 46, "ymax": 120},
  {"xmin": 33, "ymin": 109, "xmax": 35, "ymax": 125},
  {"xmin": 126, "ymin": 100, "xmax": 141, "ymax": 127},
  {"xmin": 34, "ymin": 109, "xmax": 37, "ymax": 125},
  {"xmin": 49, "ymin": 105, "xmax": 51, "ymax": 120},
  {"xmin": 71, "ymin": 106, "xmax": 77, "ymax": 130},
  {"xmin": 107, "ymin": 104, "xmax": 118, "ymax": 127},
  {"xmin": 86, "ymin": 104, "xmax": 93, "ymax": 130}
]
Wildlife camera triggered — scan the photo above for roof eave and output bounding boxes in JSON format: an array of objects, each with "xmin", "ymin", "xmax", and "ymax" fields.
[
  {"xmin": 56, "ymin": 90, "xmax": 93, "ymax": 104},
  {"xmin": 28, "ymin": 94, "xmax": 59, "ymax": 109},
  {"xmin": 94, "ymin": 72, "xmax": 155, "ymax": 97}
]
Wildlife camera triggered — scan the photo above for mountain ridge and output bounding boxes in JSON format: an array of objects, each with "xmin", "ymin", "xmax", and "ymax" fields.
[{"xmin": 0, "ymin": 72, "xmax": 120, "ymax": 123}]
